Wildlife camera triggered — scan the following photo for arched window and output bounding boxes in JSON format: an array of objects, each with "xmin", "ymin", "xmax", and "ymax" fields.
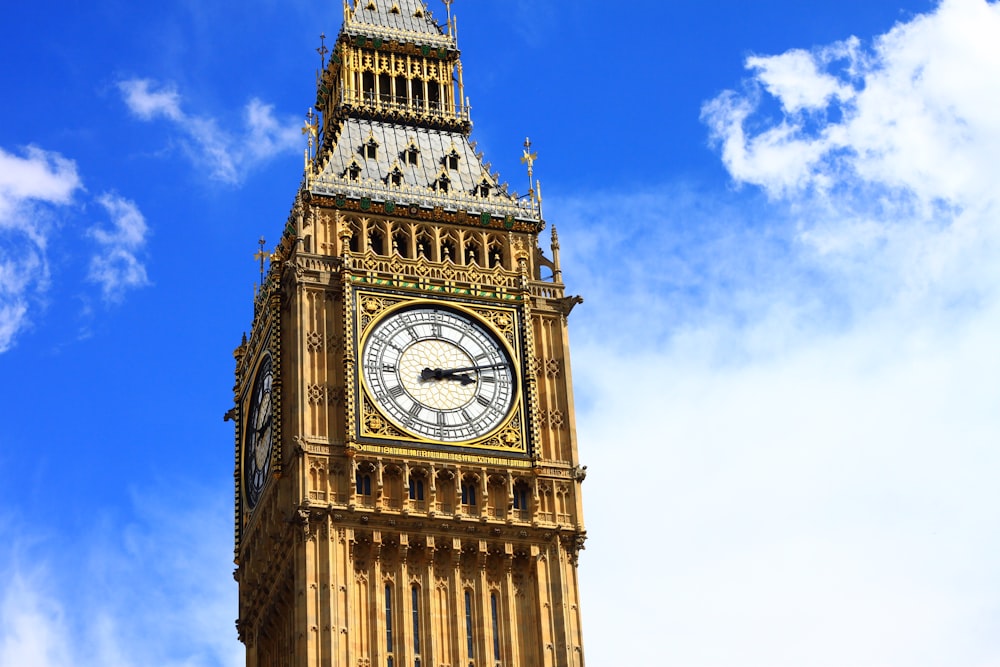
[
  {"xmin": 465, "ymin": 243, "xmax": 479, "ymax": 265},
  {"xmin": 410, "ymin": 78, "xmax": 424, "ymax": 109},
  {"xmin": 404, "ymin": 141, "xmax": 420, "ymax": 166},
  {"xmin": 364, "ymin": 137, "xmax": 379, "ymax": 160},
  {"xmin": 476, "ymin": 178, "xmax": 492, "ymax": 198},
  {"xmin": 416, "ymin": 234, "xmax": 431, "ymax": 259},
  {"xmin": 440, "ymin": 239, "xmax": 455, "ymax": 263},
  {"xmin": 393, "ymin": 231, "xmax": 410, "ymax": 258},
  {"xmin": 379, "ymin": 73, "xmax": 392, "ymax": 104},
  {"xmin": 346, "ymin": 159, "xmax": 362, "ymax": 182},
  {"xmin": 427, "ymin": 81, "xmax": 440, "ymax": 111},
  {"xmin": 464, "ymin": 590, "xmax": 475, "ymax": 660},
  {"xmin": 513, "ymin": 481, "xmax": 529, "ymax": 513},
  {"xmin": 490, "ymin": 592, "xmax": 501, "ymax": 662},
  {"xmin": 460, "ymin": 480, "xmax": 477, "ymax": 507},
  {"xmin": 388, "ymin": 165, "xmax": 404, "ymax": 187},
  {"xmin": 435, "ymin": 170, "xmax": 451, "ymax": 193},
  {"xmin": 412, "ymin": 585, "xmax": 422, "ymax": 667},
  {"xmin": 385, "ymin": 584, "xmax": 395, "ymax": 667},
  {"xmin": 488, "ymin": 244, "xmax": 504, "ymax": 269},
  {"xmin": 356, "ymin": 474, "xmax": 372, "ymax": 497},
  {"xmin": 369, "ymin": 229, "xmax": 385, "ymax": 255},
  {"xmin": 395, "ymin": 75, "xmax": 407, "ymax": 106}
]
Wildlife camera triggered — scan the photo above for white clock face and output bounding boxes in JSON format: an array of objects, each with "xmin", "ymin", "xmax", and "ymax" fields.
[{"xmin": 362, "ymin": 305, "xmax": 517, "ymax": 442}]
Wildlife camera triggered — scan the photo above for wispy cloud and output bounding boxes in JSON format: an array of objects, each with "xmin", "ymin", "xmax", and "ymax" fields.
[
  {"xmin": 0, "ymin": 145, "xmax": 153, "ymax": 352},
  {"xmin": 0, "ymin": 571, "xmax": 71, "ymax": 667},
  {"xmin": 118, "ymin": 78, "xmax": 302, "ymax": 185},
  {"xmin": 87, "ymin": 194, "xmax": 150, "ymax": 301},
  {"xmin": 0, "ymin": 486, "xmax": 242, "ymax": 667},
  {"xmin": 0, "ymin": 146, "xmax": 82, "ymax": 353}
]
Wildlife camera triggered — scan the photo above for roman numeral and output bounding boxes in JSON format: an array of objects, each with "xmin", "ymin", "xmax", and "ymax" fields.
[
  {"xmin": 382, "ymin": 364, "xmax": 396, "ymax": 373},
  {"xmin": 481, "ymin": 375, "xmax": 496, "ymax": 383},
  {"xmin": 409, "ymin": 403, "xmax": 422, "ymax": 418},
  {"xmin": 389, "ymin": 385, "xmax": 405, "ymax": 398},
  {"xmin": 476, "ymin": 396, "xmax": 491, "ymax": 408}
]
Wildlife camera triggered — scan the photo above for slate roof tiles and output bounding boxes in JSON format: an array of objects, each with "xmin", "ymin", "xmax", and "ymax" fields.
[{"xmin": 346, "ymin": 0, "xmax": 450, "ymax": 46}]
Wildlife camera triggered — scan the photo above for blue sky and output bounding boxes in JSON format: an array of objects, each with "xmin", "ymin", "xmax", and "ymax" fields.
[{"xmin": 3, "ymin": 0, "xmax": 999, "ymax": 665}]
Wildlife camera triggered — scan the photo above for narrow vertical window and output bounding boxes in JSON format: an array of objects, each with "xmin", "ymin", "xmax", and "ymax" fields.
[
  {"xmin": 490, "ymin": 592, "xmax": 501, "ymax": 662},
  {"xmin": 513, "ymin": 485, "xmax": 528, "ymax": 511},
  {"xmin": 409, "ymin": 478, "xmax": 424, "ymax": 501},
  {"xmin": 412, "ymin": 586, "xmax": 422, "ymax": 667},
  {"xmin": 357, "ymin": 474, "xmax": 372, "ymax": 496},
  {"xmin": 461, "ymin": 481, "xmax": 476, "ymax": 506},
  {"xmin": 465, "ymin": 590, "xmax": 475, "ymax": 659},
  {"xmin": 386, "ymin": 584, "xmax": 395, "ymax": 667}
]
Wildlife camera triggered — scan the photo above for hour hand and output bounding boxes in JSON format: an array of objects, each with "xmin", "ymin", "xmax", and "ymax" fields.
[{"xmin": 420, "ymin": 367, "xmax": 445, "ymax": 381}]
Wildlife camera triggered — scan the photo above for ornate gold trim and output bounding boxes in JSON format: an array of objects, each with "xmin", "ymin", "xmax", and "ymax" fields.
[{"xmin": 353, "ymin": 290, "xmax": 529, "ymax": 454}]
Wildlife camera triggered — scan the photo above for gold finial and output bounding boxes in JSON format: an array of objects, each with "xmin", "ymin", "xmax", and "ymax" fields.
[
  {"xmin": 254, "ymin": 236, "xmax": 269, "ymax": 286},
  {"xmin": 521, "ymin": 137, "xmax": 538, "ymax": 198},
  {"xmin": 444, "ymin": 0, "xmax": 454, "ymax": 36},
  {"xmin": 302, "ymin": 108, "xmax": 319, "ymax": 170}
]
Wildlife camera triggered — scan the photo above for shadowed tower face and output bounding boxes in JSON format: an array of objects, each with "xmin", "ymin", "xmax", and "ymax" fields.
[{"xmin": 231, "ymin": 2, "xmax": 588, "ymax": 666}]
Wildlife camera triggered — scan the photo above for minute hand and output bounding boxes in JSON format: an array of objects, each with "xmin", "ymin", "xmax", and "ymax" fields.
[{"xmin": 421, "ymin": 363, "xmax": 509, "ymax": 381}]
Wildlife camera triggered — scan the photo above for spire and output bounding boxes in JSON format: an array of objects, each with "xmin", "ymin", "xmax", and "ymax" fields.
[{"xmin": 309, "ymin": 0, "xmax": 543, "ymax": 230}]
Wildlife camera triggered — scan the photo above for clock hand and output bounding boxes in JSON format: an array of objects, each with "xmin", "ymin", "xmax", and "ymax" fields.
[{"xmin": 420, "ymin": 363, "xmax": 508, "ymax": 381}]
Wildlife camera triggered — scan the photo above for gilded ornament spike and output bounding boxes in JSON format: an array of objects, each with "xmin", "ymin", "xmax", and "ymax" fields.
[{"xmin": 254, "ymin": 236, "xmax": 269, "ymax": 286}]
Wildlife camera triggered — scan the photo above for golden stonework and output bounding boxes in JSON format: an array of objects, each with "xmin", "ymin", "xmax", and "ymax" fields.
[{"xmin": 232, "ymin": 3, "xmax": 587, "ymax": 666}]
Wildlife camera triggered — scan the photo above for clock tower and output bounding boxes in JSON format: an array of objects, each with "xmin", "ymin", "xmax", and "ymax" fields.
[{"xmin": 232, "ymin": 2, "xmax": 588, "ymax": 666}]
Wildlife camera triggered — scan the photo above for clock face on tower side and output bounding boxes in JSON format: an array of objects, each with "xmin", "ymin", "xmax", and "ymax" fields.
[
  {"xmin": 362, "ymin": 304, "xmax": 517, "ymax": 443},
  {"xmin": 244, "ymin": 354, "xmax": 273, "ymax": 509}
]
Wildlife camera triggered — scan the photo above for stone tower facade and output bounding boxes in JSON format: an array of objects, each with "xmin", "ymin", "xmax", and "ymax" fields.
[{"xmin": 232, "ymin": 2, "xmax": 588, "ymax": 666}]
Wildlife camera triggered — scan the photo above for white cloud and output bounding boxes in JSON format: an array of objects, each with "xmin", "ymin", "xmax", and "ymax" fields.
[
  {"xmin": 574, "ymin": 300, "xmax": 1000, "ymax": 667},
  {"xmin": 0, "ymin": 146, "xmax": 82, "ymax": 353},
  {"xmin": 747, "ymin": 40, "xmax": 859, "ymax": 113},
  {"xmin": 87, "ymin": 194, "xmax": 150, "ymax": 301},
  {"xmin": 702, "ymin": 0, "xmax": 1000, "ymax": 207},
  {"xmin": 116, "ymin": 78, "xmax": 183, "ymax": 122},
  {"xmin": 118, "ymin": 78, "xmax": 302, "ymax": 185},
  {"xmin": 550, "ymin": 2, "xmax": 1000, "ymax": 665}
]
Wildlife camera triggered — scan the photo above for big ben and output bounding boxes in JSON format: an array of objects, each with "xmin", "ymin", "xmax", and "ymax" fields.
[{"xmin": 232, "ymin": 2, "xmax": 588, "ymax": 666}]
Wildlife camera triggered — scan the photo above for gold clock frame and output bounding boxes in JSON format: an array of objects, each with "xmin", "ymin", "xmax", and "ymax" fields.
[{"xmin": 353, "ymin": 288, "xmax": 530, "ymax": 456}]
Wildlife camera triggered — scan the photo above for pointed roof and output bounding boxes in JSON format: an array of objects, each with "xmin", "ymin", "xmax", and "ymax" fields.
[
  {"xmin": 345, "ymin": 0, "xmax": 452, "ymax": 48},
  {"xmin": 310, "ymin": 118, "xmax": 538, "ymax": 222}
]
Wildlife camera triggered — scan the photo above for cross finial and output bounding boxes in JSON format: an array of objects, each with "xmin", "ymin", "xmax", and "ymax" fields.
[
  {"xmin": 254, "ymin": 236, "xmax": 269, "ymax": 286},
  {"xmin": 317, "ymin": 33, "xmax": 328, "ymax": 69}
]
